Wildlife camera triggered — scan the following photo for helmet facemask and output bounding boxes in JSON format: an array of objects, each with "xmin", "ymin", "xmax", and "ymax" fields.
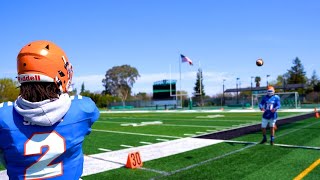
[{"xmin": 267, "ymin": 86, "xmax": 275, "ymax": 96}]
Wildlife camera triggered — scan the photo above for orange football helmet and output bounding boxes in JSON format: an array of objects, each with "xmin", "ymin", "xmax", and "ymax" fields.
[
  {"xmin": 267, "ymin": 86, "xmax": 275, "ymax": 96},
  {"xmin": 17, "ymin": 40, "xmax": 73, "ymax": 93}
]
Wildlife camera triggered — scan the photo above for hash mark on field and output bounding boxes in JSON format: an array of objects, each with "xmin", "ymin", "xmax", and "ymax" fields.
[
  {"xmin": 120, "ymin": 145, "xmax": 134, "ymax": 148},
  {"xmin": 140, "ymin": 141, "xmax": 153, "ymax": 145},
  {"xmin": 156, "ymin": 139, "xmax": 169, "ymax": 142},
  {"xmin": 184, "ymin": 134, "xmax": 196, "ymax": 136},
  {"xmin": 98, "ymin": 148, "xmax": 112, "ymax": 152},
  {"xmin": 206, "ymin": 129, "xmax": 215, "ymax": 132}
]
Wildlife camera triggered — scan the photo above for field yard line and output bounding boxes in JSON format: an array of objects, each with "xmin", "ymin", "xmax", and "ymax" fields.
[
  {"xmin": 151, "ymin": 119, "xmax": 320, "ymax": 179},
  {"xmin": 99, "ymin": 118, "xmax": 254, "ymax": 122},
  {"xmin": 91, "ymin": 129, "xmax": 182, "ymax": 139},
  {"xmin": 161, "ymin": 124, "xmax": 228, "ymax": 128},
  {"xmin": 273, "ymin": 144, "xmax": 320, "ymax": 150},
  {"xmin": 81, "ymin": 138, "xmax": 223, "ymax": 176},
  {"xmin": 151, "ymin": 144, "xmax": 256, "ymax": 180},
  {"xmin": 293, "ymin": 159, "xmax": 320, "ymax": 180},
  {"xmin": 276, "ymin": 120, "xmax": 320, "ymax": 139},
  {"xmin": 96, "ymin": 121, "xmax": 228, "ymax": 128},
  {"xmin": 139, "ymin": 167, "xmax": 169, "ymax": 175},
  {"xmin": 223, "ymin": 140, "xmax": 320, "ymax": 150},
  {"xmin": 0, "ymin": 115, "xmax": 315, "ymax": 179}
]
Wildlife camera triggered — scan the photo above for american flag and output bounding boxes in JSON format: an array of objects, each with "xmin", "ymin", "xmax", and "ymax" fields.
[{"xmin": 180, "ymin": 54, "xmax": 193, "ymax": 65}]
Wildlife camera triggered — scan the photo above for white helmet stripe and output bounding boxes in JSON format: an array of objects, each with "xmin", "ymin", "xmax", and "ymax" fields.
[{"xmin": 17, "ymin": 74, "xmax": 54, "ymax": 83}]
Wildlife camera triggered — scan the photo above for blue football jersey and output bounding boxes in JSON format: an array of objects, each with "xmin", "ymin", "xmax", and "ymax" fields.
[
  {"xmin": 0, "ymin": 95, "xmax": 99, "ymax": 180},
  {"xmin": 259, "ymin": 95, "xmax": 281, "ymax": 119}
]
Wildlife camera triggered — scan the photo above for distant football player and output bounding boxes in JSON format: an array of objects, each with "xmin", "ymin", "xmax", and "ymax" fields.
[
  {"xmin": 0, "ymin": 40, "xmax": 99, "ymax": 179},
  {"xmin": 259, "ymin": 86, "xmax": 281, "ymax": 145}
]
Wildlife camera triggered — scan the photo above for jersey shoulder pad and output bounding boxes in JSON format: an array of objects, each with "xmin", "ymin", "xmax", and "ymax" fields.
[
  {"xmin": 0, "ymin": 101, "xmax": 15, "ymax": 128},
  {"xmin": 70, "ymin": 95, "xmax": 97, "ymax": 113}
]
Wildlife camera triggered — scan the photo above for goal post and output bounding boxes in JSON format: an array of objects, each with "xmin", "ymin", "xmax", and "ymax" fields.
[{"xmin": 251, "ymin": 92, "xmax": 299, "ymax": 109}]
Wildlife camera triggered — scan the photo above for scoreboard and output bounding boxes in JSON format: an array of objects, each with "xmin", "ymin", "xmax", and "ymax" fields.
[{"xmin": 153, "ymin": 80, "xmax": 176, "ymax": 100}]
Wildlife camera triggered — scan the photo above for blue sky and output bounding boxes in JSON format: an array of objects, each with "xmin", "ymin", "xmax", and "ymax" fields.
[{"xmin": 1, "ymin": 1, "xmax": 319, "ymax": 96}]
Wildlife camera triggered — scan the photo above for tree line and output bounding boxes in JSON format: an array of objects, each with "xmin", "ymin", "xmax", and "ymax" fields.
[{"xmin": 1, "ymin": 57, "xmax": 319, "ymax": 107}]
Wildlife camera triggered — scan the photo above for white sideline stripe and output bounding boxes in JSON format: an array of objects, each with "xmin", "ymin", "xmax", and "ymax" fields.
[
  {"xmin": 120, "ymin": 145, "xmax": 134, "ymax": 148},
  {"xmin": 183, "ymin": 134, "xmax": 196, "ymax": 136},
  {"xmin": 92, "ymin": 129, "xmax": 182, "ymax": 139},
  {"xmin": 140, "ymin": 142, "xmax": 153, "ymax": 145},
  {"xmin": 156, "ymin": 139, "xmax": 169, "ymax": 142},
  {"xmin": 0, "ymin": 171, "xmax": 7, "ymax": 180},
  {"xmin": 98, "ymin": 148, "xmax": 112, "ymax": 152},
  {"xmin": 81, "ymin": 138, "xmax": 223, "ymax": 176}
]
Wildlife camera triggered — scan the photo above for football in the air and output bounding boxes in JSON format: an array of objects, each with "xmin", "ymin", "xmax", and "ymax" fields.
[{"xmin": 256, "ymin": 59, "xmax": 263, "ymax": 66}]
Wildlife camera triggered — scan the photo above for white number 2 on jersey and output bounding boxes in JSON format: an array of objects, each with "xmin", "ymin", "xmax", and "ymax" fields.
[{"xmin": 24, "ymin": 131, "xmax": 66, "ymax": 179}]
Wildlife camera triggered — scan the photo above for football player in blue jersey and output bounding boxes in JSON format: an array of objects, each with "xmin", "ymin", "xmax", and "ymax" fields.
[
  {"xmin": 0, "ymin": 40, "xmax": 99, "ymax": 179},
  {"xmin": 258, "ymin": 86, "xmax": 281, "ymax": 145}
]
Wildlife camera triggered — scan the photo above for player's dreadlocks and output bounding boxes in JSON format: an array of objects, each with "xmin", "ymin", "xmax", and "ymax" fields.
[{"xmin": 20, "ymin": 82, "xmax": 60, "ymax": 102}]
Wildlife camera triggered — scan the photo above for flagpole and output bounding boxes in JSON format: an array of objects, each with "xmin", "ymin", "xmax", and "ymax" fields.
[
  {"xmin": 179, "ymin": 55, "xmax": 182, "ymax": 108},
  {"xmin": 169, "ymin": 64, "xmax": 177, "ymax": 103},
  {"xmin": 199, "ymin": 61, "xmax": 203, "ymax": 106},
  {"xmin": 199, "ymin": 61, "xmax": 201, "ymax": 96}
]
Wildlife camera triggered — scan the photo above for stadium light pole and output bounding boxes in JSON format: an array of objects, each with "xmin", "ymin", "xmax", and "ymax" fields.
[
  {"xmin": 251, "ymin": 76, "xmax": 254, "ymax": 92},
  {"xmin": 222, "ymin": 79, "xmax": 226, "ymax": 106},
  {"xmin": 251, "ymin": 76, "xmax": 254, "ymax": 109},
  {"xmin": 266, "ymin": 74, "xmax": 270, "ymax": 87},
  {"xmin": 236, "ymin": 77, "xmax": 240, "ymax": 104}
]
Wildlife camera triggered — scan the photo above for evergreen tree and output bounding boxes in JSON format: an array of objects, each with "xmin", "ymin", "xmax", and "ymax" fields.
[
  {"xmin": 309, "ymin": 70, "xmax": 319, "ymax": 88},
  {"xmin": 193, "ymin": 68, "xmax": 205, "ymax": 97},
  {"xmin": 287, "ymin": 57, "xmax": 307, "ymax": 84},
  {"xmin": 80, "ymin": 82, "xmax": 85, "ymax": 94}
]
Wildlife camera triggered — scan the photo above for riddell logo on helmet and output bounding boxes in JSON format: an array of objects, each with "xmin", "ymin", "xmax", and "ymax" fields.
[{"xmin": 18, "ymin": 75, "xmax": 41, "ymax": 82}]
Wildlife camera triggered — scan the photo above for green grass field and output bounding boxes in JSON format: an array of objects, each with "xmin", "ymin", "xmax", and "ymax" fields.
[
  {"xmin": 1, "ymin": 111, "xmax": 319, "ymax": 180},
  {"xmin": 79, "ymin": 111, "xmax": 320, "ymax": 179},
  {"xmin": 82, "ymin": 112, "xmax": 301, "ymax": 154}
]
